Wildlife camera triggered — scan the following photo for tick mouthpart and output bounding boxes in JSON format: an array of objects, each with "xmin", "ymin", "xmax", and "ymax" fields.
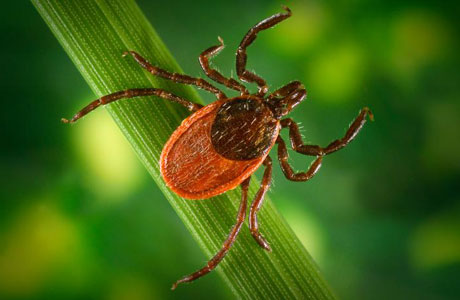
[{"xmin": 61, "ymin": 117, "xmax": 71, "ymax": 124}]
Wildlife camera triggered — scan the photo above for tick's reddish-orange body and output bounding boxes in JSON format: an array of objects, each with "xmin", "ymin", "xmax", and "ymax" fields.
[
  {"xmin": 63, "ymin": 7, "xmax": 373, "ymax": 290},
  {"xmin": 160, "ymin": 96, "xmax": 280, "ymax": 200}
]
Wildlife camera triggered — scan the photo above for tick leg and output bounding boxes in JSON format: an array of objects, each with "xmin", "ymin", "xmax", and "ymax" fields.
[
  {"xmin": 171, "ymin": 178, "xmax": 250, "ymax": 290},
  {"xmin": 277, "ymin": 136, "xmax": 323, "ymax": 181},
  {"xmin": 249, "ymin": 156, "xmax": 272, "ymax": 251},
  {"xmin": 61, "ymin": 88, "xmax": 203, "ymax": 124},
  {"xmin": 123, "ymin": 51, "xmax": 226, "ymax": 99},
  {"xmin": 236, "ymin": 6, "xmax": 292, "ymax": 96},
  {"xmin": 199, "ymin": 37, "xmax": 249, "ymax": 95},
  {"xmin": 281, "ymin": 107, "xmax": 374, "ymax": 156}
]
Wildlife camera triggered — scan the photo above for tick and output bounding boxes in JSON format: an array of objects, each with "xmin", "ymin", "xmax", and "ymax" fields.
[{"xmin": 63, "ymin": 7, "xmax": 373, "ymax": 290}]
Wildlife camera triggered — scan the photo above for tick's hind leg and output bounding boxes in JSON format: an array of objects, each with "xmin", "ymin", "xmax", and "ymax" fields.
[
  {"xmin": 281, "ymin": 107, "xmax": 374, "ymax": 156},
  {"xmin": 123, "ymin": 51, "xmax": 226, "ymax": 99},
  {"xmin": 171, "ymin": 178, "xmax": 250, "ymax": 290},
  {"xmin": 249, "ymin": 156, "xmax": 272, "ymax": 251},
  {"xmin": 62, "ymin": 88, "xmax": 203, "ymax": 124},
  {"xmin": 199, "ymin": 37, "xmax": 248, "ymax": 95},
  {"xmin": 236, "ymin": 6, "xmax": 292, "ymax": 96},
  {"xmin": 276, "ymin": 136, "xmax": 323, "ymax": 182}
]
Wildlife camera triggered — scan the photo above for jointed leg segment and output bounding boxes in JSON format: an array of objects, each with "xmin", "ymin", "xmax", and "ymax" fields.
[
  {"xmin": 236, "ymin": 6, "xmax": 292, "ymax": 96},
  {"xmin": 249, "ymin": 156, "xmax": 272, "ymax": 251},
  {"xmin": 61, "ymin": 88, "xmax": 203, "ymax": 124},
  {"xmin": 123, "ymin": 51, "xmax": 226, "ymax": 99},
  {"xmin": 171, "ymin": 178, "xmax": 251, "ymax": 290},
  {"xmin": 277, "ymin": 136, "xmax": 323, "ymax": 181},
  {"xmin": 281, "ymin": 107, "xmax": 374, "ymax": 156},
  {"xmin": 199, "ymin": 37, "xmax": 248, "ymax": 95},
  {"xmin": 277, "ymin": 107, "xmax": 372, "ymax": 181}
]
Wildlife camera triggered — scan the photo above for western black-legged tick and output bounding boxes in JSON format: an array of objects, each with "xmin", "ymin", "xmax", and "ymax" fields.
[{"xmin": 63, "ymin": 6, "xmax": 373, "ymax": 289}]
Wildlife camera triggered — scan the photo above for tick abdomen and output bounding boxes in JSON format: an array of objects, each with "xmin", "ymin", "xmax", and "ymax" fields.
[
  {"xmin": 211, "ymin": 97, "xmax": 279, "ymax": 161},
  {"xmin": 160, "ymin": 99, "xmax": 278, "ymax": 199}
]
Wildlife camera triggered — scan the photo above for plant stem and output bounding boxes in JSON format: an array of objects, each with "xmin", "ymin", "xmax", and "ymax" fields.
[{"xmin": 32, "ymin": 0, "xmax": 335, "ymax": 298}]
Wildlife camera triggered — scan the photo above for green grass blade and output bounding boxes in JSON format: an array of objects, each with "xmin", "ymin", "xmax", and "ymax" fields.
[{"xmin": 32, "ymin": 0, "xmax": 336, "ymax": 298}]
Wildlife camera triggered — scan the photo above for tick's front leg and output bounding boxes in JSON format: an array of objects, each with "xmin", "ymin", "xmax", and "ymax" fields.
[{"xmin": 236, "ymin": 6, "xmax": 292, "ymax": 96}]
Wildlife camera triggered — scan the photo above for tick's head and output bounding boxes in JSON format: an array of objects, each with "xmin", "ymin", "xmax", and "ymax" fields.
[{"xmin": 266, "ymin": 83, "xmax": 307, "ymax": 119}]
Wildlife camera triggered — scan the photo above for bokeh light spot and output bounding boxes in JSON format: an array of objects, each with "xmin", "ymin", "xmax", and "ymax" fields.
[
  {"xmin": 73, "ymin": 110, "xmax": 144, "ymax": 200},
  {"xmin": 107, "ymin": 273, "xmax": 158, "ymax": 300},
  {"xmin": 410, "ymin": 210, "xmax": 460, "ymax": 270},
  {"xmin": 422, "ymin": 102, "xmax": 460, "ymax": 173},
  {"xmin": 266, "ymin": 2, "xmax": 327, "ymax": 55},
  {"xmin": 307, "ymin": 42, "xmax": 365, "ymax": 103},
  {"xmin": 391, "ymin": 10, "xmax": 451, "ymax": 77},
  {"xmin": 0, "ymin": 202, "xmax": 81, "ymax": 297}
]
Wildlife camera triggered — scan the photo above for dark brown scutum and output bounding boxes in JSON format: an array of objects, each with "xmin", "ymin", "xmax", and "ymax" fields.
[{"xmin": 211, "ymin": 97, "xmax": 278, "ymax": 161}]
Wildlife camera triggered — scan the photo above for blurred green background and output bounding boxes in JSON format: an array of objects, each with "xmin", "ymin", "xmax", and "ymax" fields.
[{"xmin": 1, "ymin": 0, "xmax": 459, "ymax": 299}]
